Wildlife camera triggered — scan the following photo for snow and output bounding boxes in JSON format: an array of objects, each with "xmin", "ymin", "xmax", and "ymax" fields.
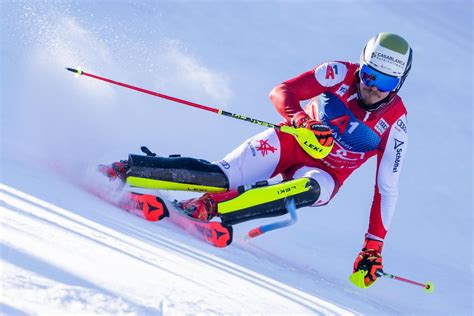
[{"xmin": 1, "ymin": 1, "xmax": 472, "ymax": 315}]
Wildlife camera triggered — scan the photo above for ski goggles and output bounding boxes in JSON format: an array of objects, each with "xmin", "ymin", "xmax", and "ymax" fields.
[{"xmin": 359, "ymin": 64, "xmax": 401, "ymax": 92}]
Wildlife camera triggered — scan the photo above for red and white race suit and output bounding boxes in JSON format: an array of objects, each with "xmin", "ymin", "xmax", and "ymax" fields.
[{"xmin": 215, "ymin": 61, "xmax": 408, "ymax": 240}]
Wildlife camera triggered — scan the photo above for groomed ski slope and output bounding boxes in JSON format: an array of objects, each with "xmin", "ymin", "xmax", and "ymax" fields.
[
  {"xmin": 2, "ymin": 160, "xmax": 363, "ymax": 315},
  {"xmin": 1, "ymin": 1, "xmax": 472, "ymax": 315}
]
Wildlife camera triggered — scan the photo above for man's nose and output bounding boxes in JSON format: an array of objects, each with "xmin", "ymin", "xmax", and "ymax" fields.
[{"xmin": 368, "ymin": 85, "xmax": 380, "ymax": 92}]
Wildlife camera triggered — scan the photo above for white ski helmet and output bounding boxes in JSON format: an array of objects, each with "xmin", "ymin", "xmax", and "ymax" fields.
[
  {"xmin": 360, "ymin": 32, "xmax": 413, "ymax": 94},
  {"xmin": 357, "ymin": 32, "xmax": 413, "ymax": 110}
]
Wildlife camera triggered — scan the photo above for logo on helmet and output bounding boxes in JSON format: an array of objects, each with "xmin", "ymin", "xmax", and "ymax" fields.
[{"xmin": 375, "ymin": 52, "xmax": 405, "ymax": 67}]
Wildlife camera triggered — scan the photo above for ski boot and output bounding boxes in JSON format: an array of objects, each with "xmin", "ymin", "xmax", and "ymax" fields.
[
  {"xmin": 98, "ymin": 160, "xmax": 129, "ymax": 182},
  {"xmin": 98, "ymin": 146, "xmax": 156, "ymax": 182},
  {"xmin": 179, "ymin": 191, "xmax": 238, "ymax": 221}
]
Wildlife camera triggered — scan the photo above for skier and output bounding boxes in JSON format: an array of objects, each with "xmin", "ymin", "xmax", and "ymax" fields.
[{"xmin": 101, "ymin": 32, "xmax": 412, "ymax": 288}]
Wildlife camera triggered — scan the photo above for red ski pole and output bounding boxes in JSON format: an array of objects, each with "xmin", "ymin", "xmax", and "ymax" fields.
[
  {"xmin": 65, "ymin": 67, "xmax": 333, "ymax": 160},
  {"xmin": 381, "ymin": 271, "xmax": 435, "ymax": 293},
  {"xmin": 65, "ymin": 67, "xmax": 276, "ymax": 128}
]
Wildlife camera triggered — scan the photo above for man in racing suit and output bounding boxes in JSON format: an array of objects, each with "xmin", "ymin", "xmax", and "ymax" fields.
[{"xmin": 105, "ymin": 32, "xmax": 413, "ymax": 288}]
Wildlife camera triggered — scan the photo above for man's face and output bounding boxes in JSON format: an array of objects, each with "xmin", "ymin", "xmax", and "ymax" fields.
[{"xmin": 358, "ymin": 81, "xmax": 390, "ymax": 105}]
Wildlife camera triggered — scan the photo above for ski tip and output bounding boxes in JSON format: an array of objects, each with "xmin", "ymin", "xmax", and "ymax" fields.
[{"xmin": 213, "ymin": 223, "xmax": 233, "ymax": 247}]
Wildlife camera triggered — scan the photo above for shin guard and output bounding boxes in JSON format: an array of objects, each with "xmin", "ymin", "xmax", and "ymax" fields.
[
  {"xmin": 126, "ymin": 154, "xmax": 229, "ymax": 192},
  {"xmin": 217, "ymin": 178, "xmax": 320, "ymax": 225}
]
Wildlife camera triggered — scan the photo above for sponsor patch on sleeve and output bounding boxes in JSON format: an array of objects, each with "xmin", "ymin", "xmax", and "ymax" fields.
[
  {"xmin": 392, "ymin": 138, "xmax": 405, "ymax": 172},
  {"xmin": 395, "ymin": 118, "xmax": 408, "ymax": 133},
  {"xmin": 314, "ymin": 62, "xmax": 348, "ymax": 87}
]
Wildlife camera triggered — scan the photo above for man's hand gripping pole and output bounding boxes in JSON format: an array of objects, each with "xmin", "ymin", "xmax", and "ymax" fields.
[{"xmin": 350, "ymin": 269, "xmax": 435, "ymax": 293}]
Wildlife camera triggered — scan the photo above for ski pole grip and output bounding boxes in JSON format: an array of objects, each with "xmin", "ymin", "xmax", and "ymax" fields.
[{"xmin": 279, "ymin": 125, "xmax": 333, "ymax": 160}]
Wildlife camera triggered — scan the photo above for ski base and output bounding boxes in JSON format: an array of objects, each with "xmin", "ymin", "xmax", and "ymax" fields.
[{"xmin": 118, "ymin": 191, "xmax": 233, "ymax": 248}]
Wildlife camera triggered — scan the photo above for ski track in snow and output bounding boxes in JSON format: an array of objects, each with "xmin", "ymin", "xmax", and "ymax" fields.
[{"xmin": 1, "ymin": 182, "xmax": 357, "ymax": 315}]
